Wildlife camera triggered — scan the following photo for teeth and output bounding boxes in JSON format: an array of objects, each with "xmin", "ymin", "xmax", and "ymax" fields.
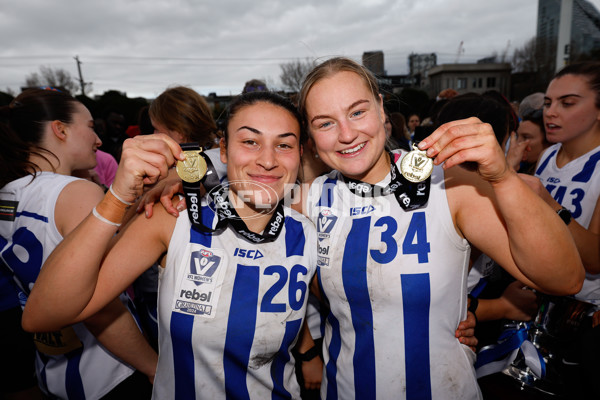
[{"xmin": 341, "ymin": 143, "xmax": 365, "ymax": 154}]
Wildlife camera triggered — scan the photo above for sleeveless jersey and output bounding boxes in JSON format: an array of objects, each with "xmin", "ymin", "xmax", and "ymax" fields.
[
  {"xmin": 536, "ymin": 143, "xmax": 600, "ymax": 303},
  {"xmin": 0, "ymin": 173, "xmax": 136, "ymax": 399},
  {"xmin": 306, "ymin": 152, "xmax": 481, "ymax": 400},
  {"xmin": 154, "ymin": 198, "xmax": 317, "ymax": 399}
]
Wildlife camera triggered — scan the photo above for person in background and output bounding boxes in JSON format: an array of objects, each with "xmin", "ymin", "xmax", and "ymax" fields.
[
  {"xmin": 506, "ymin": 92, "xmax": 550, "ymax": 175},
  {"xmin": 522, "ymin": 61, "xmax": 600, "ymax": 397},
  {"xmin": 406, "ymin": 112, "xmax": 421, "ymax": 143},
  {"xmin": 0, "ymin": 88, "xmax": 157, "ymax": 399}
]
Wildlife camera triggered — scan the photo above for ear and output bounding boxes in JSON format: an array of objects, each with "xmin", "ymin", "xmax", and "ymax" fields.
[
  {"xmin": 219, "ymin": 138, "xmax": 227, "ymax": 164},
  {"xmin": 50, "ymin": 120, "xmax": 67, "ymax": 141}
]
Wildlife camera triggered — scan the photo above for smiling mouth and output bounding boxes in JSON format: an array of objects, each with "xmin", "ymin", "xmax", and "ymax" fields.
[{"xmin": 339, "ymin": 143, "xmax": 365, "ymax": 155}]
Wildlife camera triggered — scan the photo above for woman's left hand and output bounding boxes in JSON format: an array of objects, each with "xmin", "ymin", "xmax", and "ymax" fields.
[{"xmin": 418, "ymin": 117, "xmax": 511, "ymax": 184}]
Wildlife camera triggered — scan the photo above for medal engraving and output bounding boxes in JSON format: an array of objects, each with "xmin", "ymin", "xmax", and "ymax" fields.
[
  {"xmin": 400, "ymin": 145, "xmax": 433, "ymax": 182},
  {"xmin": 177, "ymin": 150, "xmax": 207, "ymax": 183}
]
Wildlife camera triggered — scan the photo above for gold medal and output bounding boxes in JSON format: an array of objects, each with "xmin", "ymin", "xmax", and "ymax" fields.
[
  {"xmin": 400, "ymin": 144, "xmax": 434, "ymax": 183},
  {"xmin": 176, "ymin": 150, "xmax": 207, "ymax": 183}
]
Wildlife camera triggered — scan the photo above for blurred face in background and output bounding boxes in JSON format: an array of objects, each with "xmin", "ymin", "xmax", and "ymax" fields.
[{"xmin": 407, "ymin": 114, "xmax": 420, "ymax": 132}]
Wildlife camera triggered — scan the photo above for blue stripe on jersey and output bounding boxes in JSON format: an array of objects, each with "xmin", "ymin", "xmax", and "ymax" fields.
[
  {"xmin": 171, "ymin": 312, "xmax": 196, "ymax": 399},
  {"xmin": 65, "ymin": 347, "xmax": 85, "ymax": 400},
  {"xmin": 535, "ymin": 149, "xmax": 557, "ymax": 176},
  {"xmin": 270, "ymin": 318, "xmax": 302, "ymax": 400},
  {"xmin": 16, "ymin": 210, "xmax": 48, "ymax": 222},
  {"xmin": 401, "ymin": 273, "xmax": 432, "ymax": 399},
  {"xmin": 284, "ymin": 217, "xmax": 305, "ymax": 257},
  {"xmin": 573, "ymin": 150, "xmax": 600, "ymax": 183},
  {"xmin": 317, "ymin": 262, "xmax": 341, "ymax": 400},
  {"xmin": 170, "ymin": 204, "xmax": 217, "ymax": 399},
  {"xmin": 343, "ymin": 217, "xmax": 376, "ymax": 399},
  {"xmin": 224, "ymin": 264, "xmax": 260, "ymax": 400},
  {"xmin": 317, "ymin": 178, "xmax": 338, "ymax": 208}
]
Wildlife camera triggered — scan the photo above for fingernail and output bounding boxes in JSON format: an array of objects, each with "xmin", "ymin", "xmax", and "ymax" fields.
[
  {"xmin": 177, "ymin": 204, "xmax": 185, "ymax": 212},
  {"xmin": 418, "ymin": 141, "xmax": 426, "ymax": 150},
  {"xmin": 145, "ymin": 210, "xmax": 149, "ymax": 218},
  {"xmin": 426, "ymin": 148, "xmax": 434, "ymax": 157}
]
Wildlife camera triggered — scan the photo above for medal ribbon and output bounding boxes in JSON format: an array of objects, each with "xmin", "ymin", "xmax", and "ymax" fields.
[
  {"xmin": 342, "ymin": 152, "xmax": 430, "ymax": 210},
  {"xmin": 179, "ymin": 143, "xmax": 285, "ymax": 244}
]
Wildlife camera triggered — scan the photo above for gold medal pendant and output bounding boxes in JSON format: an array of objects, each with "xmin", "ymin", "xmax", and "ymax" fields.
[
  {"xmin": 176, "ymin": 150, "xmax": 208, "ymax": 183},
  {"xmin": 400, "ymin": 144, "xmax": 434, "ymax": 183}
]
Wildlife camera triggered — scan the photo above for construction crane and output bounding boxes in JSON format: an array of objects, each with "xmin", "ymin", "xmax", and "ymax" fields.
[
  {"xmin": 454, "ymin": 41, "xmax": 464, "ymax": 63},
  {"xmin": 501, "ymin": 40, "xmax": 511, "ymax": 63}
]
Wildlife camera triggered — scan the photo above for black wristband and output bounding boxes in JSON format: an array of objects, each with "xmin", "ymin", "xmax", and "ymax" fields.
[
  {"xmin": 297, "ymin": 345, "xmax": 320, "ymax": 362},
  {"xmin": 467, "ymin": 295, "xmax": 479, "ymax": 314},
  {"xmin": 557, "ymin": 207, "xmax": 573, "ymax": 226}
]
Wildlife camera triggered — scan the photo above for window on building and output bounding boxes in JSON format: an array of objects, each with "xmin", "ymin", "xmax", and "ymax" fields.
[
  {"xmin": 457, "ymin": 78, "xmax": 467, "ymax": 89},
  {"xmin": 487, "ymin": 77, "xmax": 496, "ymax": 88}
]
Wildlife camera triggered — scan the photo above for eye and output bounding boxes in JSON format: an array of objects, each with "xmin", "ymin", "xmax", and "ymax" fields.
[
  {"xmin": 317, "ymin": 121, "xmax": 332, "ymax": 129},
  {"xmin": 350, "ymin": 110, "xmax": 364, "ymax": 118},
  {"xmin": 242, "ymin": 139, "xmax": 258, "ymax": 146}
]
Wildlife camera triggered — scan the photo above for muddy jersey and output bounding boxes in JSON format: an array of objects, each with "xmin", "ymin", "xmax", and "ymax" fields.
[
  {"xmin": 306, "ymin": 152, "xmax": 481, "ymax": 400},
  {"xmin": 536, "ymin": 143, "xmax": 600, "ymax": 303},
  {"xmin": 155, "ymin": 199, "xmax": 317, "ymax": 399},
  {"xmin": 0, "ymin": 173, "xmax": 136, "ymax": 399}
]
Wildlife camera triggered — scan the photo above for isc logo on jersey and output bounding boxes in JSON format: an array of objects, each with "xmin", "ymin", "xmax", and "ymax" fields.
[
  {"xmin": 317, "ymin": 209, "xmax": 338, "ymax": 242},
  {"xmin": 187, "ymin": 249, "xmax": 221, "ymax": 286},
  {"xmin": 547, "ymin": 177, "xmax": 561, "ymax": 184},
  {"xmin": 233, "ymin": 248, "xmax": 264, "ymax": 260},
  {"xmin": 350, "ymin": 205, "xmax": 375, "ymax": 216}
]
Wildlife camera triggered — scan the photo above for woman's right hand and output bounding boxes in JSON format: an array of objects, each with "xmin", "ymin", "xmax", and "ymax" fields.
[{"xmin": 111, "ymin": 134, "xmax": 184, "ymax": 204}]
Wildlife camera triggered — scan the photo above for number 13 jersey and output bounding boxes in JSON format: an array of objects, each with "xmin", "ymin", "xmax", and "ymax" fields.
[{"xmin": 306, "ymin": 152, "xmax": 481, "ymax": 400}]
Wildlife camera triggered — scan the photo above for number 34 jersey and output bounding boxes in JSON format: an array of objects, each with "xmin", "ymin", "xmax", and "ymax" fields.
[
  {"xmin": 156, "ymin": 201, "xmax": 317, "ymax": 400},
  {"xmin": 306, "ymin": 154, "xmax": 481, "ymax": 400}
]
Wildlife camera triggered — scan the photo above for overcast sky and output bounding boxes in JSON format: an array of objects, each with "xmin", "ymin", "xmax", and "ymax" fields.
[{"xmin": 1, "ymin": 0, "xmax": 599, "ymax": 99}]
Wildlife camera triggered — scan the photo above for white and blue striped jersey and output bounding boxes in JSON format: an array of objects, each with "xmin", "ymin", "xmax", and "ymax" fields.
[
  {"xmin": 155, "ymin": 198, "xmax": 317, "ymax": 399},
  {"xmin": 536, "ymin": 143, "xmax": 600, "ymax": 303},
  {"xmin": 0, "ymin": 172, "xmax": 136, "ymax": 399},
  {"xmin": 306, "ymin": 152, "xmax": 481, "ymax": 400}
]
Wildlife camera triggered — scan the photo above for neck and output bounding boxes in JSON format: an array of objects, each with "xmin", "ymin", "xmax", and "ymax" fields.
[
  {"xmin": 352, "ymin": 150, "xmax": 391, "ymax": 184},
  {"xmin": 558, "ymin": 127, "xmax": 600, "ymax": 166},
  {"xmin": 228, "ymin": 191, "xmax": 277, "ymax": 234},
  {"xmin": 27, "ymin": 152, "xmax": 70, "ymax": 175}
]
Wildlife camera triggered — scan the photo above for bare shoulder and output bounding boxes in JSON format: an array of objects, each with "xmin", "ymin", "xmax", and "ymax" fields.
[{"xmin": 55, "ymin": 179, "xmax": 105, "ymax": 236}]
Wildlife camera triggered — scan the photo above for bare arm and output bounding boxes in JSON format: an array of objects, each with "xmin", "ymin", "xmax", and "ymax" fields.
[
  {"xmin": 84, "ymin": 298, "xmax": 158, "ymax": 382},
  {"xmin": 420, "ymin": 118, "xmax": 584, "ymax": 295},
  {"xmin": 520, "ymin": 173, "xmax": 600, "ymax": 274},
  {"xmin": 23, "ymin": 134, "xmax": 184, "ymax": 332}
]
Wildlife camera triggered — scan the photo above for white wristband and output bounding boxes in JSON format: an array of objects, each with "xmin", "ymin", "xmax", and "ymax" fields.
[
  {"xmin": 109, "ymin": 185, "xmax": 133, "ymax": 206},
  {"xmin": 92, "ymin": 207, "xmax": 121, "ymax": 227}
]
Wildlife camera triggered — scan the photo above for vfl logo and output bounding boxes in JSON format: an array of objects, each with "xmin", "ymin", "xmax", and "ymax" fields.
[
  {"xmin": 188, "ymin": 249, "xmax": 221, "ymax": 285},
  {"xmin": 317, "ymin": 209, "xmax": 338, "ymax": 242},
  {"xmin": 413, "ymin": 155, "xmax": 426, "ymax": 170}
]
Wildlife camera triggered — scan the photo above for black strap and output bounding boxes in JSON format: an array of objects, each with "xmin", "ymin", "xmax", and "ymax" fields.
[
  {"xmin": 179, "ymin": 142, "xmax": 285, "ymax": 244},
  {"xmin": 342, "ymin": 152, "xmax": 430, "ymax": 211},
  {"xmin": 297, "ymin": 345, "xmax": 320, "ymax": 362}
]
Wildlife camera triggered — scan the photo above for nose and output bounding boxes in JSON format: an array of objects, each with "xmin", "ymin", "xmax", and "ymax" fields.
[
  {"xmin": 95, "ymin": 133, "xmax": 102, "ymax": 147},
  {"xmin": 544, "ymin": 103, "xmax": 557, "ymax": 119},
  {"xmin": 256, "ymin": 146, "xmax": 278, "ymax": 170},
  {"xmin": 338, "ymin": 120, "xmax": 358, "ymax": 144}
]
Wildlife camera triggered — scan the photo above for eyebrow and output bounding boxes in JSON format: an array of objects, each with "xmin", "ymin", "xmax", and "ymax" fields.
[
  {"xmin": 544, "ymin": 93, "xmax": 583, "ymax": 101},
  {"xmin": 237, "ymin": 126, "xmax": 298, "ymax": 138},
  {"xmin": 309, "ymin": 99, "xmax": 370, "ymax": 124}
]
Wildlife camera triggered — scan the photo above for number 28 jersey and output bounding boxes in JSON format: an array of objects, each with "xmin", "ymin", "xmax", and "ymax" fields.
[
  {"xmin": 306, "ymin": 152, "xmax": 481, "ymax": 400},
  {"xmin": 156, "ymin": 200, "xmax": 317, "ymax": 399}
]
